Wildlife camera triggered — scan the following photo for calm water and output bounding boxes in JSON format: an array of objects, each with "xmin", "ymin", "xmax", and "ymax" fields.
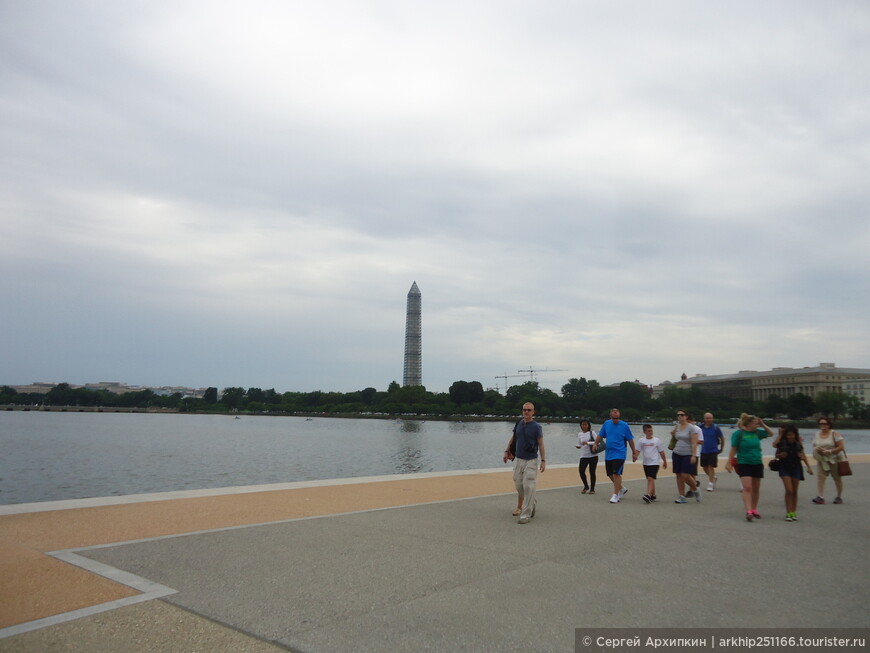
[{"xmin": 1, "ymin": 411, "xmax": 868, "ymax": 505}]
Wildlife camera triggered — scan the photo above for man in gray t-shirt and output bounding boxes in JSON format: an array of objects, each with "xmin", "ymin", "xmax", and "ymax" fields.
[{"xmin": 503, "ymin": 402, "xmax": 546, "ymax": 524}]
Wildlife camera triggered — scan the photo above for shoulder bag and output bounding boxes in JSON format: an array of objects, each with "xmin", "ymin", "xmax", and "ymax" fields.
[{"xmin": 832, "ymin": 432, "xmax": 851, "ymax": 476}]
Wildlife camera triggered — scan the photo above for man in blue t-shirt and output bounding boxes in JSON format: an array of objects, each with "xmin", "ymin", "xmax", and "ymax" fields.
[
  {"xmin": 699, "ymin": 412, "xmax": 725, "ymax": 492},
  {"xmin": 593, "ymin": 408, "xmax": 638, "ymax": 504},
  {"xmin": 503, "ymin": 402, "xmax": 546, "ymax": 524}
]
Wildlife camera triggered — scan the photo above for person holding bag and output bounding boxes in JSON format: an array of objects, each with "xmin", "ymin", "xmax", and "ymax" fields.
[
  {"xmin": 774, "ymin": 425, "xmax": 813, "ymax": 521},
  {"xmin": 575, "ymin": 419, "xmax": 599, "ymax": 494},
  {"xmin": 811, "ymin": 418, "xmax": 846, "ymax": 505}
]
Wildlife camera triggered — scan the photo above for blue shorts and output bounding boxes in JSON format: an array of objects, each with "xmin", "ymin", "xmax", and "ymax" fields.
[
  {"xmin": 672, "ymin": 453, "xmax": 697, "ymax": 476},
  {"xmin": 779, "ymin": 465, "xmax": 804, "ymax": 480},
  {"xmin": 605, "ymin": 459, "xmax": 625, "ymax": 477}
]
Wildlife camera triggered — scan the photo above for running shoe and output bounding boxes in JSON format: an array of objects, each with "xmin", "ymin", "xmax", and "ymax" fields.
[
  {"xmin": 833, "ymin": 497, "xmax": 843, "ymax": 504},
  {"xmin": 609, "ymin": 494, "xmax": 620, "ymax": 504},
  {"xmin": 785, "ymin": 514, "xmax": 793, "ymax": 522},
  {"xmin": 707, "ymin": 482, "xmax": 714, "ymax": 492},
  {"xmin": 674, "ymin": 496, "xmax": 687, "ymax": 504},
  {"xmin": 642, "ymin": 494, "xmax": 652, "ymax": 503},
  {"xmin": 618, "ymin": 487, "xmax": 628, "ymax": 499},
  {"xmin": 751, "ymin": 510, "xmax": 762, "ymax": 519},
  {"xmin": 791, "ymin": 513, "xmax": 798, "ymax": 521},
  {"xmin": 745, "ymin": 512, "xmax": 753, "ymax": 522},
  {"xmin": 812, "ymin": 496, "xmax": 826, "ymax": 504},
  {"xmin": 694, "ymin": 491, "xmax": 702, "ymax": 503},
  {"xmin": 650, "ymin": 495, "xmax": 657, "ymax": 502}
]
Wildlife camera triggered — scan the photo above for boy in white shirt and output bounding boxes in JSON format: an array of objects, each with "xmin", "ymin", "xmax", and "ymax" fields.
[{"xmin": 639, "ymin": 424, "xmax": 667, "ymax": 503}]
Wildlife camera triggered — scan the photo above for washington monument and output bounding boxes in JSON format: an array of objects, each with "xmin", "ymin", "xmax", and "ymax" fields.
[{"xmin": 403, "ymin": 281, "xmax": 422, "ymax": 386}]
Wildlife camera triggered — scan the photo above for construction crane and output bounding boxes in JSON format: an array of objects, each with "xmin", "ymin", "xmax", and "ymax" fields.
[
  {"xmin": 493, "ymin": 372, "xmax": 528, "ymax": 394},
  {"xmin": 517, "ymin": 366, "xmax": 568, "ymax": 383}
]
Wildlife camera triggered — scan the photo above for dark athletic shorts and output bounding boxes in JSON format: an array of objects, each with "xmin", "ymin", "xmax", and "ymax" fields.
[
  {"xmin": 738, "ymin": 463, "xmax": 764, "ymax": 478},
  {"xmin": 672, "ymin": 453, "xmax": 697, "ymax": 476},
  {"xmin": 778, "ymin": 464, "xmax": 804, "ymax": 480},
  {"xmin": 643, "ymin": 464, "xmax": 660, "ymax": 479},
  {"xmin": 605, "ymin": 459, "xmax": 625, "ymax": 477},
  {"xmin": 700, "ymin": 453, "xmax": 718, "ymax": 468}
]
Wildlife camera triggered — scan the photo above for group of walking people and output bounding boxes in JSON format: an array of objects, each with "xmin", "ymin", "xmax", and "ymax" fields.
[
  {"xmin": 504, "ymin": 403, "xmax": 851, "ymax": 524},
  {"xmin": 723, "ymin": 412, "xmax": 848, "ymax": 521}
]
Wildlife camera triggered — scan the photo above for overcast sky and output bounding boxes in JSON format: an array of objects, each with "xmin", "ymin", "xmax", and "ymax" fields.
[{"xmin": 2, "ymin": 1, "xmax": 869, "ymax": 395}]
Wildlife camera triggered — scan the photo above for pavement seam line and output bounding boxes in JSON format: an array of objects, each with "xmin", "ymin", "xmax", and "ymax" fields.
[
  {"xmin": 0, "ymin": 550, "xmax": 177, "ymax": 640},
  {"xmin": 0, "ymin": 486, "xmax": 562, "ymax": 639}
]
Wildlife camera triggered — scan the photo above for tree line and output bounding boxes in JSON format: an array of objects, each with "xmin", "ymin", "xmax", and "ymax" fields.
[{"xmin": 1, "ymin": 378, "xmax": 866, "ymax": 422}]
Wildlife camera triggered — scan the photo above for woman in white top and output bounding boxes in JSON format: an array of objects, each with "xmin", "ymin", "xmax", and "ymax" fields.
[
  {"xmin": 575, "ymin": 419, "xmax": 598, "ymax": 494},
  {"xmin": 811, "ymin": 417, "xmax": 846, "ymax": 504}
]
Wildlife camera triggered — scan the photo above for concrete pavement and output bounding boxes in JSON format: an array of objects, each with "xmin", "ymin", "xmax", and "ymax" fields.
[{"xmin": 1, "ymin": 458, "xmax": 868, "ymax": 652}]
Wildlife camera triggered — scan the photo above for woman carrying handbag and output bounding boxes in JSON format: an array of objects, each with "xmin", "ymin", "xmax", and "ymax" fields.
[
  {"xmin": 811, "ymin": 418, "xmax": 846, "ymax": 505},
  {"xmin": 576, "ymin": 419, "xmax": 599, "ymax": 494},
  {"xmin": 774, "ymin": 425, "xmax": 813, "ymax": 521}
]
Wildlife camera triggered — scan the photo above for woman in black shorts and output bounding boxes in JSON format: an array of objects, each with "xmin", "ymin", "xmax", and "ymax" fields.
[{"xmin": 725, "ymin": 413, "xmax": 773, "ymax": 521}]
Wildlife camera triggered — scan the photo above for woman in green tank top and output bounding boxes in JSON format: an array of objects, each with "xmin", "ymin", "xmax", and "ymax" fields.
[{"xmin": 725, "ymin": 413, "xmax": 773, "ymax": 521}]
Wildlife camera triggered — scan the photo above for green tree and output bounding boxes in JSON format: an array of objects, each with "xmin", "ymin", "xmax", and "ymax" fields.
[
  {"xmin": 0, "ymin": 386, "xmax": 19, "ymax": 403},
  {"xmin": 815, "ymin": 391, "xmax": 849, "ymax": 417},
  {"xmin": 618, "ymin": 382, "xmax": 649, "ymax": 410},
  {"xmin": 786, "ymin": 393, "xmax": 815, "ymax": 418},
  {"xmin": 505, "ymin": 381, "xmax": 541, "ymax": 408},
  {"xmin": 449, "ymin": 380, "xmax": 484, "ymax": 405},
  {"xmin": 203, "ymin": 387, "xmax": 218, "ymax": 404},
  {"xmin": 360, "ymin": 387, "xmax": 378, "ymax": 406},
  {"xmin": 764, "ymin": 394, "xmax": 789, "ymax": 417},
  {"xmin": 246, "ymin": 387, "xmax": 265, "ymax": 403},
  {"xmin": 396, "ymin": 385, "xmax": 427, "ymax": 406},
  {"xmin": 221, "ymin": 387, "xmax": 246, "ymax": 409}
]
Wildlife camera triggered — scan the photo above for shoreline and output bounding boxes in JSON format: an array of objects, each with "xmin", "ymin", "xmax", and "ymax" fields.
[{"xmin": 4, "ymin": 405, "xmax": 869, "ymax": 429}]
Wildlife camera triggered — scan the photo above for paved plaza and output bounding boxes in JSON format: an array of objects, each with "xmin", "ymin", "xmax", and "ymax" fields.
[{"xmin": 1, "ymin": 459, "xmax": 868, "ymax": 652}]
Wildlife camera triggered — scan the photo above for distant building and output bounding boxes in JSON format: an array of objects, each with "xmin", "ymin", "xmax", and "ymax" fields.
[
  {"xmin": 843, "ymin": 378, "xmax": 870, "ymax": 406},
  {"xmin": 83, "ymin": 381, "xmax": 144, "ymax": 394},
  {"xmin": 403, "ymin": 281, "xmax": 422, "ymax": 387},
  {"xmin": 10, "ymin": 381, "xmax": 205, "ymax": 398},
  {"xmin": 672, "ymin": 363, "xmax": 870, "ymax": 401},
  {"xmin": 651, "ymin": 380, "xmax": 673, "ymax": 399},
  {"xmin": 10, "ymin": 382, "xmax": 57, "ymax": 395}
]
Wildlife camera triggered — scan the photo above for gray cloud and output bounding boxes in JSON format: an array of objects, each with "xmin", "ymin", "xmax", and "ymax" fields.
[{"xmin": 2, "ymin": 1, "xmax": 869, "ymax": 393}]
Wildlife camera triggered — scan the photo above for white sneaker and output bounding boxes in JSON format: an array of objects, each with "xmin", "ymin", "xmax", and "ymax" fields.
[
  {"xmin": 707, "ymin": 482, "xmax": 714, "ymax": 492},
  {"xmin": 609, "ymin": 494, "xmax": 620, "ymax": 504},
  {"xmin": 618, "ymin": 487, "xmax": 628, "ymax": 499}
]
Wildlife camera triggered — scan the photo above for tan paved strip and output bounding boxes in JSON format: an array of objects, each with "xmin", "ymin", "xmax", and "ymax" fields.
[
  {"xmin": 0, "ymin": 466, "xmax": 578, "ymax": 628},
  {"xmin": 2, "ymin": 457, "xmax": 866, "ymax": 631}
]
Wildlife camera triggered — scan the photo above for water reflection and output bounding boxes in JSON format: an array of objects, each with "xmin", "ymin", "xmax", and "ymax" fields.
[
  {"xmin": 391, "ymin": 420, "xmax": 425, "ymax": 474},
  {"xmin": 447, "ymin": 421, "xmax": 483, "ymax": 433}
]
